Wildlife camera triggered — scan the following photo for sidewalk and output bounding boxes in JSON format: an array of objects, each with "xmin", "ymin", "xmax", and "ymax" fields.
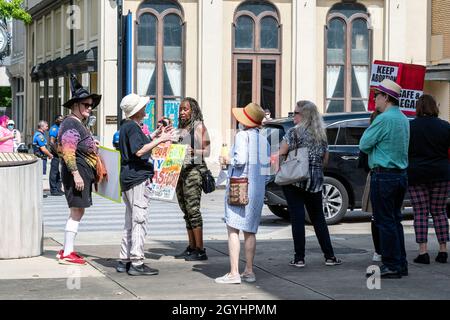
[{"xmin": 1, "ymin": 230, "xmax": 450, "ymax": 300}]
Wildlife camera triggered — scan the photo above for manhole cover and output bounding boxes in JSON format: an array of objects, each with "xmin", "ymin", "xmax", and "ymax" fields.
[
  {"xmin": 307, "ymin": 248, "xmax": 367, "ymax": 255},
  {"xmin": 0, "ymin": 152, "xmax": 38, "ymax": 167}
]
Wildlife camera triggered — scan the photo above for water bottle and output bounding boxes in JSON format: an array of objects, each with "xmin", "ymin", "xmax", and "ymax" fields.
[{"xmin": 220, "ymin": 143, "xmax": 229, "ymax": 170}]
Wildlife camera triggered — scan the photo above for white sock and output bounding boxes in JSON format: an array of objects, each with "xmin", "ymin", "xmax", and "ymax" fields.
[{"xmin": 63, "ymin": 218, "xmax": 79, "ymax": 256}]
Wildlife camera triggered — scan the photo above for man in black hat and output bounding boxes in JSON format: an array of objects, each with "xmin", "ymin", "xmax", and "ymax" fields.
[{"xmin": 56, "ymin": 74, "xmax": 102, "ymax": 265}]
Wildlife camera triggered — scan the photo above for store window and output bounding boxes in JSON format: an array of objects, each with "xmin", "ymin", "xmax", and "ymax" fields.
[
  {"xmin": 325, "ymin": 1, "xmax": 371, "ymax": 113},
  {"xmin": 136, "ymin": 0, "xmax": 184, "ymax": 129},
  {"xmin": 232, "ymin": 0, "xmax": 281, "ymax": 124}
]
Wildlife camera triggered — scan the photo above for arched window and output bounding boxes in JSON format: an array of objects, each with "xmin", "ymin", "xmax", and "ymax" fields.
[
  {"xmin": 325, "ymin": 1, "xmax": 371, "ymax": 113},
  {"xmin": 136, "ymin": 0, "xmax": 184, "ymax": 127},
  {"xmin": 232, "ymin": 0, "xmax": 281, "ymax": 123}
]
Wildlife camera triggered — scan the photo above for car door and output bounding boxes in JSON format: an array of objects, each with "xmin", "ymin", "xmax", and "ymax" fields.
[{"xmin": 326, "ymin": 119, "xmax": 370, "ymax": 207}]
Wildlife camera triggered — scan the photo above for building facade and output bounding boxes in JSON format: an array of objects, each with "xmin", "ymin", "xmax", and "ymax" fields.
[
  {"xmin": 8, "ymin": 0, "xmax": 448, "ymax": 161},
  {"xmin": 425, "ymin": 0, "xmax": 450, "ymax": 121}
]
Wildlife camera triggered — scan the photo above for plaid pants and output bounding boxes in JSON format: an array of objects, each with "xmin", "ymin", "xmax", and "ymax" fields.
[{"xmin": 409, "ymin": 181, "xmax": 450, "ymax": 244}]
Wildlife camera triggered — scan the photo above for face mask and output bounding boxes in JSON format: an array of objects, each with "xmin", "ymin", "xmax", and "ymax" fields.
[{"xmin": 7, "ymin": 125, "xmax": 14, "ymax": 130}]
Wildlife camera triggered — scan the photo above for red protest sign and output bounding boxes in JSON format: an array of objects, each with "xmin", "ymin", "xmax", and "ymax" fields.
[{"xmin": 369, "ymin": 60, "xmax": 426, "ymax": 115}]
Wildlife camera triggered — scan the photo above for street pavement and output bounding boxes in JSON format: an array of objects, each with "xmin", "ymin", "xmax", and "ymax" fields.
[{"xmin": 2, "ymin": 184, "xmax": 450, "ymax": 300}]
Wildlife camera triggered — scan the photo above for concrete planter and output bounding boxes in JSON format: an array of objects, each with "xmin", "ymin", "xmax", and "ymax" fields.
[{"xmin": 0, "ymin": 153, "xmax": 43, "ymax": 259}]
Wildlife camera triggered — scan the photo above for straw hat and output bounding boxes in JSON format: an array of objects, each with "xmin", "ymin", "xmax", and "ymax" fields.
[
  {"xmin": 120, "ymin": 93, "xmax": 150, "ymax": 118},
  {"xmin": 374, "ymin": 79, "xmax": 402, "ymax": 100},
  {"xmin": 232, "ymin": 102, "xmax": 265, "ymax": 128}
]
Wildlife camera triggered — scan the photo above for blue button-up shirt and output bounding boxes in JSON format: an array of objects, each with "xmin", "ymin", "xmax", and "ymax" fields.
[
  {"xmin": 32, "ymin": 130, "xmax": 47, "ymax": 156},
  {"xmin": 49, "ymin": 124, "xmax": 59, "ymax": 141},
  {"xmin": 359, "ymin": 106, "xmax": 410, "ymax": 170}
]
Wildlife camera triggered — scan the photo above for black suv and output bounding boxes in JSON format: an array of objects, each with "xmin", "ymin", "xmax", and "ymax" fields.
[{"xmin": 262, "ymin": 112, "xmax": 412, "ymax": 225}]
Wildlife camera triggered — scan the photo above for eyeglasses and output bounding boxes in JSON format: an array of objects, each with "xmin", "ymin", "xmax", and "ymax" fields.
[{"xmin": 294, "ymin": 111, "xmax": 301, "ymax": 115}]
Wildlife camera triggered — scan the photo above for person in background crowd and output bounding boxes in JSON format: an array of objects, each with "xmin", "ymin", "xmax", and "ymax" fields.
[
  {"xmin": 215, "ymin": 102, "xmax": 270, "ymax": 284},
  {"xmin": 174, "ymin": 97, "xmax": 211, "ymax": 261},
  {"xmin": 359, "ymin": 110, "xmax": 382, "ymax": 262},
  {"xmin": 262, "ymin": 109, "xmax": 272, "ymax": 124},
  {"xmin": 56, "ymin": 74, "xmax": 102, "ymax": 265},
  {"xmin": 360, "ymin": 79, "xmax": 409, "ymax": 279},
  {"xmin": 49, "ymin": 115, "xmax": 64, "ymax": 196},
  {"xmin": 408, "ymin": 94, "xmax": 450, "ymax": 264},
  {"xmin": 113, "ymin": 119, "xmax": 127, "ymax": 150},
  {"xmin": 116, "ymin": 93, "xmax": 174, "ymax": 276},
  {"xmin": 7, "ymin": 120, "xmax": 21, "ymax": 152},
  {"xmin": 32, "ymin": 120, "xmax": 53, "ymax": 175},
  {"xmin": 0, "ymin": 115, "xmax": 14, "ymax": 153},
  {"xmin": 278, "ymin": 100, "xmax": 342, "ymax": 269}
]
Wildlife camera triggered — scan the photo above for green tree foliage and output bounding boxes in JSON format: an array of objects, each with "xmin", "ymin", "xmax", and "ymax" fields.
[
  {"xmin": 0, "ymin": 87, "xmax": 12, "ymax": 108},
  {"xmin": 0, "ymin": 0, "xmax": 32, "ymax": 24}
]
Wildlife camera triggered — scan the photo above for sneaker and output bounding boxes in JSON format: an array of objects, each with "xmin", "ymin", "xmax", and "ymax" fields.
[
  {"xmin": 116, "ymin": 261, "xmax": 131, "ymax": 273},
  {"xmin": 174, "ymin": 246, "xmax": 195, "ymax": 259},
  {"xmin": 56, "ymin": 249, "xmax": 64, "ymax": 259},
  {"xmin": 372, "ymin": 252, "xmax": 382, "ymax": 262},
  {"xmin": 51, "ymin": 191, "xmax": 65, "ymax": 196},
  {"xmin": 59, "ymin": 252, "xmax": 86, "ymax": 265},
  {"xmin": 241, "ymin": 272, "xmax": 256, "ymax": 283},
  {"xmin": 325, "ymin": 257, "xmax": 342, "ymax": 266},
  {"xmin": 289, "ymin": 259, "xmax": 305, "ymax": 268},
  {"xmin": 215, "ymin": 273, "xmax": 241, "ymax": 284},
  {"xmin": 413, "ymin": 253, "xmax": 430, "ymax": 264},
  {"xmin": 185, "ymin": 248, "xmax": 208, "ymax": 261},
  {"xmin": 435, "ymin": 252, "xmax": 448, "ymax": 263},
  {"xmin": 127, "ymin": 263, "xmax": 159, "ymax": 276}
]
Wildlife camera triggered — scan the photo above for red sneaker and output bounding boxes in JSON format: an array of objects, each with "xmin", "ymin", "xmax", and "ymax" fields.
[
  {"xmin": 56, "ymin": 249, "xmax": 64, "ymax": 259},
  {"xmin": 59, "ymin": 252, "xmax": 87, "ymax": 265}
]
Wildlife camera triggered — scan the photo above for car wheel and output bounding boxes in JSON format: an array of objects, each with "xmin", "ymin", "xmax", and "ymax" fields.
[
  {"xmin": 305, "ymin": 177, "xmax": 349, "ymax": 225},
  {"xmin": 267, "ymin": 205, "xmax": 290, "ymax": 220}
]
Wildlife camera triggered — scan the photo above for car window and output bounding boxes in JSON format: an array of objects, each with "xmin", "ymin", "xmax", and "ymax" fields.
[
  {"xmin": 341, "ymin": 119, "xmax": 370, "ymax": 146},
  {"xmin": 261, "ymin": 125, "xmax": 285, "ymax": 153},
  {"xmin": 326, "ymin": 125, "xmax": 339, "ymax": 145}
]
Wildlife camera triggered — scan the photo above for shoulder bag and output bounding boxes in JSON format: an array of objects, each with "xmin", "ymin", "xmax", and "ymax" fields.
[
  {"xmin": 274, "ymin": 128, "xmax": 310, "ymax": 186},
  {"xmin": 228, "ymin": 132, "xmax": 250, "ymax": 206}
]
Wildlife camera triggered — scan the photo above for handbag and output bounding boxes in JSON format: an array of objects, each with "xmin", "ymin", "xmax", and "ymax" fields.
[
  {"xmin": 227, "ymin": 131, "xmax": 250, "ymax": 206},
  {"xmin": 95, "ymin": 154, "xmax": 108, "ymax": 184},
  {"xmin": 198, "ymin": 166, "xmax": 216, "ymax": 194},
  {"xmin": 274, "ymin": 129, "xmax": 310, "ymax": 186},
  {"xmin": 228, "ymin": 177, "xmax": 249, "ymax": 206}
]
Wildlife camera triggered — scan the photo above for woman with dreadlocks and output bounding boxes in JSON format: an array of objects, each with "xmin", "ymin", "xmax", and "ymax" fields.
[{"xmin": 174, "ymin": 97, "xmax": 211, "ymax": 261}]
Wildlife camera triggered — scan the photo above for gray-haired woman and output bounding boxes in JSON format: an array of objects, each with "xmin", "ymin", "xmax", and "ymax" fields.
[{"xmin": 278, "ymin": 101, "xmax": 342, "ymax": 268}]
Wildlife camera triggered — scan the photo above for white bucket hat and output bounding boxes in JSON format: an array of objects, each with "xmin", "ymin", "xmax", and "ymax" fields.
[
  {"xmin": 7, "ymin": 120, "xmax": 15, "ymax": 125},
  {"xmin": 120, "ymin": 93, "xmax": 150, "ymax": 118}
]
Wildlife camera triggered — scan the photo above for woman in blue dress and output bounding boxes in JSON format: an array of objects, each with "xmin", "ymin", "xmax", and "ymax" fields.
[{"xmin": 215, "ymin": 103, "xmax": 271, "ymax": 284}]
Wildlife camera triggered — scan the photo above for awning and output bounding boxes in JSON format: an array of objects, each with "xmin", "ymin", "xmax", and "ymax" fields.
[
  {"xmin": 426, "ymin": 64, "xmax": 450, "ymax": 81},
  {"xmin": 30, "ymin": 48, "xmax": 97, "ymax": 82}
]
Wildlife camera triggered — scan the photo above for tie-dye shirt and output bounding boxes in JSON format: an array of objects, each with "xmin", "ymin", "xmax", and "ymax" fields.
[{"xmin": 57, "ymin": 116, "xmax": 98, "ymax": 172}]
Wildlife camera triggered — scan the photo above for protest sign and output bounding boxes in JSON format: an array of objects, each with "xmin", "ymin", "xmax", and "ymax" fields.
[
  {"xmin": 95, "ymin": 146, "xmax": 121, "ymax": 203},
  {"xmin": 369, "ymin": 60, "xmax": 426, "ymax": 115},
  {"xmin": 149, "ymin": 143, "xmax": 187, "ymax": 201},
  {"xmin": 143, "ymin": 99, "xmax": 156, "ymax": 132},
  {"xmin": 164, "ymin": 100, "xmax": 180, "ymax": 128}
]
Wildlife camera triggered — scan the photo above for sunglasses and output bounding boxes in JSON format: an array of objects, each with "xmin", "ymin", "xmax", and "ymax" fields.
[
  {"xmin": 81, "ymin": 102, "xmax": 94, "ymax": 109},
  {"xmin": 294, "ymin": 111, "xmax": 301, "ymax": 115}
]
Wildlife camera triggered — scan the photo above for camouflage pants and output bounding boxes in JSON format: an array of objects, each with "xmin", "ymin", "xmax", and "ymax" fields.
[{"xmin": 176, "ymin": 165, "xmax": 204, "ymax": 229}]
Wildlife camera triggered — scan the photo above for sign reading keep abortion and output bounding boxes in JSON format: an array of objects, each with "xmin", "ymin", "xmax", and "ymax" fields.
[{"xmin": 368, "ymin": 60, "xmax": 426, "ymax": 115}]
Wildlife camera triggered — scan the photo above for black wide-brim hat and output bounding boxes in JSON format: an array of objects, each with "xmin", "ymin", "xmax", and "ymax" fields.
[{"xmin": 63, "ymin": 74, "xmax": 102, "ymax": 109}]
